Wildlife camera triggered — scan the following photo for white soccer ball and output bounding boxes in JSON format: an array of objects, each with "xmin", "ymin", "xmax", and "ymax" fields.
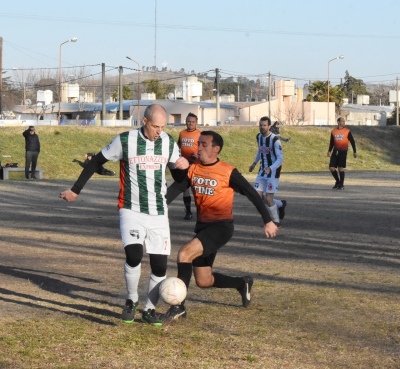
[{"xmin": 159, "ymin": 277, "xmax": 187, "ymax": 305}]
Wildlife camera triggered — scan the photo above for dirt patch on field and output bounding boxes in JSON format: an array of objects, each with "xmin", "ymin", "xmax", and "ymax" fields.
[{"xmin": 0, "ymin": 171, "xmax": 399, "ymax": 368}]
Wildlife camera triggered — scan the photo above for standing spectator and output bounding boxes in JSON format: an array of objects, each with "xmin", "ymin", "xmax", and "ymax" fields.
[
  {"xmin": 178, "ymin": 112, "xmax": 201, "ymax": 220},
  {"xmin": 327, "ymin": 117, "xmax": 357, "ymax": 190},
  {"xmin": 60, "ymin": 104, "xmax": 189, "ymax": 326},
  {"xmin": 270, "ymin": 121, "xmax": 291, "ymax": 142},
  {"xmin": 249, "ymin": 116, "xmax": 287, "ymax": 222},
  {"xmin": 22, "ymin": 126, "xmax": 40, "ymax": 179},
  {"xmin": 163, "ymin": 131, "xmax": 279, "ymax": 321}
]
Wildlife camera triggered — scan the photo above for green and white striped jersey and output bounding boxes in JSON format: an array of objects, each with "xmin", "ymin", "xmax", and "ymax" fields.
[{"xmin": 102, "ymin": 128, "xmax": 180, "ymax": 215}]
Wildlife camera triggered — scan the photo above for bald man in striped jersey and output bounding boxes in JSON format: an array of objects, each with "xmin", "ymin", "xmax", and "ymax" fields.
[{"xmin": 60, "ymin": 104, "xmax": 189, "ymax": 326}]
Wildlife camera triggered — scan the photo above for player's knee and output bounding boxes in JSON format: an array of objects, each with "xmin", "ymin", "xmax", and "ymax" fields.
[
  {"xmin": 124, "ymin": 243, "xmax": 143, "ymax": 267},
  {"xmin": 149, "ymin": 254, "xmax": 167, "ymax": 277},
  {"xmin": 177, "ymin": 248, "xmax": 191, "ymax": 263},
  {"xmin": 195, "ymin": 275, "xmax": 213, "ymax": 288}
]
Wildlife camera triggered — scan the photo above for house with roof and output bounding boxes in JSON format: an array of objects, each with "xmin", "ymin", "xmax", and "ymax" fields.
[{"xmin": 5, "ymin": 75, "xmax": 395, "ymax": 127}]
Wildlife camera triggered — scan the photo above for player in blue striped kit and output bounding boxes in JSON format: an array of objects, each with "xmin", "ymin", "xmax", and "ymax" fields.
[{"xmin": 249, "ymin": 116, "xmax": 287, "ymax": 223}]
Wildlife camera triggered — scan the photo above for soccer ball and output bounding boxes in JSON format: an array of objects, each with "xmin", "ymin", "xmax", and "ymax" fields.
[{"xmin": 159, "ymin": 277, "xmax": 187, "ymax": 305}]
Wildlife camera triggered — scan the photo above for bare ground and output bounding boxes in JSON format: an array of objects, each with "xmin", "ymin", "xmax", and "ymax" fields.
[{"xmin": 0, "ymin": 171, "xmax": 399, "ymax": 368}]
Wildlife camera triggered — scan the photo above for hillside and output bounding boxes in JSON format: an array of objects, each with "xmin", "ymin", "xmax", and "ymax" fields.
[{"xmin": 1, "ymin": 125, "xmax": 399, "ymax": 180}]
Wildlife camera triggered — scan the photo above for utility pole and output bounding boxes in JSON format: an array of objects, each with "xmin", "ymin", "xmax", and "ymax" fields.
[
  {"xmin": 154, "ymin": 0, "xmax": 157, "ymax": 75},
  {"xmin": 0, "ymin": 37, "xmax": 3, "ymax": 118},
  {"xmin": 102, "ymin": 63, "xmax": 106, "ymax": 126},
  {"xmin": 268, "ymin": 71, "xmax": 272, "ymax": 118},
  {"xmin": 396, "ymin": 77, "xmax": 399, "ymax": 126},
  {"xmin": 215, "ymin": 68, "xmax": 220, "ymax": 125},
  {"xmin": 119, "ymin": 66, "xmax": 123, "ymax": 120}
]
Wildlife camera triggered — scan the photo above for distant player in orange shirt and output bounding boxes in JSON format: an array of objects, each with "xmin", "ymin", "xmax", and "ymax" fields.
[
  {"xmin": 327, "ymin": 117, "xmax": 357, "ymax": 190},
  {"xmin": 163, "ymin": 131, "xmax": 279, "ymax": 321},
  {"xmin": 178, "ymin": 113, "xmax": 201, "ymax": 220}
]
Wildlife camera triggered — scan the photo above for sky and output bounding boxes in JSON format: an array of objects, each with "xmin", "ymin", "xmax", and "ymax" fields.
[{"xmin": 2, "ymin": 0, "xmax": 400, "ymax": 88}]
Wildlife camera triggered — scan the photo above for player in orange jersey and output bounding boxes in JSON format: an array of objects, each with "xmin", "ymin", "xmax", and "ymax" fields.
[
  {"xmin": 162, "ymin": 131, "xmax": 279, "ymax": 321},
  {"xmin": 178, "ymin": 113, "xmax": 201, "ymax": 220},
  {"xmin": 327, "ymin": 117, "xmax": 357, "ymax": 190}
]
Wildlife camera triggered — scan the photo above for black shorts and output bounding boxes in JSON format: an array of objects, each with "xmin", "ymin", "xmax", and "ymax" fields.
[
  {"xmin": 192, "ymin": 221, "xmax": 234, "ymax": 267},
  {"xmin": 329, "ymin": 150, "xmax": 348, "ymax": 168}
]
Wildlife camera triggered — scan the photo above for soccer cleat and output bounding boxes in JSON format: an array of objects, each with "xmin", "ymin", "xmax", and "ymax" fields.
[
  {"xmin": 337, "ymin": 185, "xmax": 345, "ymax": 190},
  {"xmin": 278, "ymin": 200, "xmax": 287, "ymax": 220},
  {"xmin": 183, "ymin": 211, "xmax": 193, "ymax": 220},
  {"xmin": 141, "ymin": 309, "xmax": 163, "ymax": 326},
  {"xmin": 237, "ymin": 276, "xmax": 253, "ymax": 308},
  {"xmin": 121, "ymin": 299, "xmax": 138, "ymax": 323},
  {"xmin": 162, "ymin": 305, "xmax": 187, "ymax": 321},
  {"xmin": 332, "ymin": 182, "xmax": 339, "ymax": 189}
]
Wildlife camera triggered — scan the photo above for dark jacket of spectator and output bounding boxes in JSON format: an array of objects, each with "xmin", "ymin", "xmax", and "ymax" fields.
[{"xmin": 23, "ymin": 127, "xmax": 41, "ymax": 152}]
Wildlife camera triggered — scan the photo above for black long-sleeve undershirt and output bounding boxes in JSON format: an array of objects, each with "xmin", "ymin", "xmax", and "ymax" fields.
[
  {"xmin": 166, "ymin": 164, "xmax": 273, "ymax": 225},
  {"xmin": 71, "ymin": 152, "xmax": 108, "ymax": 194}
]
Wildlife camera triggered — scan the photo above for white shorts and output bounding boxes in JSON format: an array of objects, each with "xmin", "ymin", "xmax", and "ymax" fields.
[
  {"xmin": 254, "ymin": 176, "xmax": 280, "ymax": 194},
  {"xmin": 119, "ymin": 208, "xmax": 171, "ymax": 255}
]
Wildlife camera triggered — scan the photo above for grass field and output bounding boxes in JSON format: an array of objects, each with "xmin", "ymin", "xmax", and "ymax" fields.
[
  {"xmin": 1, "ymin": 124, "xmax": 400, "ymax": 180},
  {"xmin": 0, "ymin": 124, "xmax": 399, "ymax": 368}
]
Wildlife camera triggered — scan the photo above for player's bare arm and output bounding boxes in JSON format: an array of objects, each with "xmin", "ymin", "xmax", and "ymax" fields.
[
  {"xmin": 264, "ymin": 221, "xmax": 279, "ymax": 238},
  {"xmin": 174, "ymin": 156, "xmax": 190, "ymax": 170},
  {"xmin": 60, "ymin": 189, "xmax": 78, "ymax": 202}
]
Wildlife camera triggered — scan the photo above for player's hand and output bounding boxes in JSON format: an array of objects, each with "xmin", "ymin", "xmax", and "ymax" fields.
[
  {"xmin": 249, "ymin": 163, "xmax": 255, "ymax": 172},
  {"xmin": 327, "ymin": 151, "xmax": 331, "ymax": 157},
  {"xmin": 60, "ymin": 189, "xmax": 78, "ymax": 202},
  {"xmin": 264, "ymin": 221, "xmax": 279, "ymax": 238},
  {"xmin": 264, "ymin": 167, "xmax": 271, "ymax": 175},
  {"xmin": 174, "ymin": 157, "xmax": 190, "ymax": 170}
]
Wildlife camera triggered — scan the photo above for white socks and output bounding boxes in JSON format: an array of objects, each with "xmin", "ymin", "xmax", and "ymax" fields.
[
  {"xmin": 124, "ymin": 262, "xmax": 141, "ymax": 303},
  {"xmin": 144, "ymin": 274, "xmax": 166, "ymax": 311},
  {"xmin": 267, "ymin": 204, "xmax": 280, "ymax": 223}
]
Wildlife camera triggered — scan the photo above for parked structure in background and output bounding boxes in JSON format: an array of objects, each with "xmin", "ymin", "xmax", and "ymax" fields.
[{"xmin": 3, "ymin": 75, "xmax": 397, "ymax": 127}]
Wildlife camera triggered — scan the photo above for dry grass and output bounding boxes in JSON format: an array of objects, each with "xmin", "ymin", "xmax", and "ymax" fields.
[
  {"xmin": 0, "ymin": 125, "xmax": 399, "ymax": 368},
  {"xmin": 1, "ymin": 125, "xmax": 400, "ymax": 180}
]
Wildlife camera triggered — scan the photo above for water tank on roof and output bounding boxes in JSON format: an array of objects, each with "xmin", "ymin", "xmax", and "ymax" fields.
[{"xmin": 36, "ymin": 90, "xmax": 53, "ymax": 105}]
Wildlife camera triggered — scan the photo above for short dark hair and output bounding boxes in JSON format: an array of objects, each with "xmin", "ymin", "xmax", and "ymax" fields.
[
  {"xmin": 201, "ymin": 131, "xmax": 224, "ymax": 153},
  {"xmin": 186, "ymin": 112, "xmax": 198, "ymax": 122},
  {"xmin": 260, "ymin": 116, "xmax": 271, "ymax": 126}
]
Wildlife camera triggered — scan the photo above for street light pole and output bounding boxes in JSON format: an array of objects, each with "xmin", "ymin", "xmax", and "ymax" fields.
[
  {"xmin": 327, "ymin": 55, "xmax": 344, "ymax": 125},
  {"xmin": 58, "ymin": 37, "xmax": 77, "ymax": 125},
  {"xmin": 126, "ymin": 56, "xmax": 141, "ymax": 126}
]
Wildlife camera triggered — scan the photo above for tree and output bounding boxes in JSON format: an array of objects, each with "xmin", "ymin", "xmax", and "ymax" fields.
[
  {"xmin": 306, "ymin": 80, "xmax": 328, "ymax": 102},
  {"xmin": 142, "ymin": 79, "xmax": 174, "ymax": 99},
  {"xmin": 367, "ymin": 83, "xmax": 392, "ymax": 106},
  {"xmin": 112, "ymin": 85, "xmax": 132, "ymax": 101},
  {"xmin": 305, "ymin": 79, "xmax": 346, "ymax": 116},
  {"xmin": 1, "ymin": 71, "xmax": 16, "ymax": 112},
  {"xmin": 343, "ymin": 70, "xmax": 368, "ymax": 103}
]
